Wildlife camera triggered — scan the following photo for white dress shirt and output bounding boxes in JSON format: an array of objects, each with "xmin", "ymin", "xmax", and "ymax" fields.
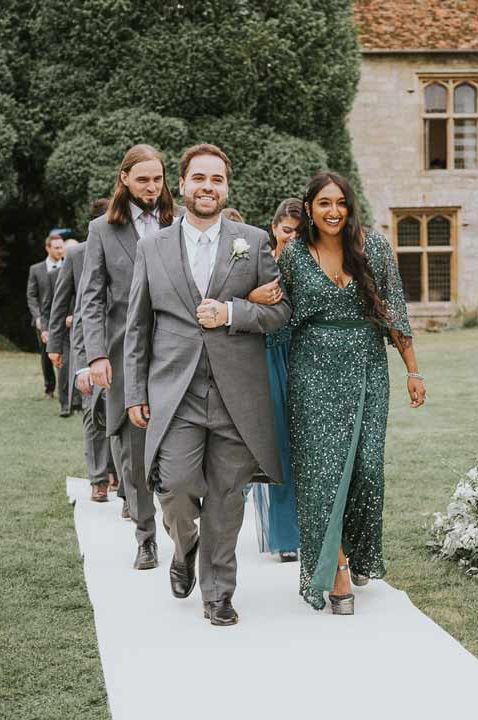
[
  {"xmin": 181, "ymin": 216, "xmax": 232, "ymax": 324},
  {"xmin": 46, "ymin": 257, "xmax": 64, "ymax": 273}
]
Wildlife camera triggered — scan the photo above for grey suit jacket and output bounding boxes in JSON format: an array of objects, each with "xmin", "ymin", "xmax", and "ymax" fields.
[
  {"xmin": 26, "ymin": 261, "xmax": 52, "ymax": 331},
  {"xmin": 124, "ymin": 218, "xmax": 291, "ymax": 487},
  {"xmin": 47, "ymin": 243, "xmax": 85, "ymax": 353},
  {"xmin": 46, "ymin": 244, "xmax": 86, "ymax": 409},
  {"xmin": 81, "ymin": 213, "xmax": 166, "ymax": 436}
]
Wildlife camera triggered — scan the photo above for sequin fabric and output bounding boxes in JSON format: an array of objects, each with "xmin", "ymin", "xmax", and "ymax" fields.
[{"xmin": 278, "ymin": 230, "xmax": 411, "ymax": 610}]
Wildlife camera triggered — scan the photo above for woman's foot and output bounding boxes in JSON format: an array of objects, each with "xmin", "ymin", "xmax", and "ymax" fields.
[
  {"xmin": 331, "ymin": 563, "xmax": 352, "ymax": 597},
  {"xmin": 279, "ymin": 550, "xmax": 298, "ymax": 563},
  {"xmin": 329, "ymin": 564, "xmax": 354, "ymax": 615}
]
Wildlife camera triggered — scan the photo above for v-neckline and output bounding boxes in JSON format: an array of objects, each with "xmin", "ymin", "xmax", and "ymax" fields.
[{"xmin": 305, "ymin": 243, "xmax": 354, "ymax": 291}]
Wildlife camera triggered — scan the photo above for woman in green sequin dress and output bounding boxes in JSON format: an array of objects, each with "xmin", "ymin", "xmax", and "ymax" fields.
[{"xmin": 278, "ymin": 172, "xmax": 426, "ymax": 613}]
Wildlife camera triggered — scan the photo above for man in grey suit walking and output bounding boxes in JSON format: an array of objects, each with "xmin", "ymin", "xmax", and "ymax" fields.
[
  {"xmin": 26, "ymin": 234, "xmax": 65, "ymax": 400},
  {"xmin": 82, "ymin": 145, "xmax": 176, "ymax": 569},
  {"xmin": 124, "ymin": 144, "xmax": 291, "ymax": 625},
  {"xmin": 47, "ymin": 199, "xmax": 117, "ymax": 502}
]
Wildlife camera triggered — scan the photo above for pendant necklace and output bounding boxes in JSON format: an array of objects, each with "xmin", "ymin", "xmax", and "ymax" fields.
[{"xmin": 311, "ymin": 244, "xmax": 341, "ymax": 286}]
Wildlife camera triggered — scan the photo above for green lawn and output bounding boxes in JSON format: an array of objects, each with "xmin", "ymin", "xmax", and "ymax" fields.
[
  {"xmin": 385, "ymin": 327, "xmax": 478, "ymax": 654},
  {"xmin": 0, "ymin": 352, "xmax": 109, "ymax": 720},
  {"xmin": 0, "ymin": 329, "xmax": 477, "ymax": 718}
]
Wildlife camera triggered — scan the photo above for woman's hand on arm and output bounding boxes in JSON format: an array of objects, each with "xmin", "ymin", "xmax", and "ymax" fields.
[{"xmin": 247, "ymin": 278, "xmax": 283, "ymax": 305}]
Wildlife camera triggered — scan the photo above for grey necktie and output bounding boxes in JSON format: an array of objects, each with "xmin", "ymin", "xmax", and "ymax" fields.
[{"xmin": 193, "ymin": 233, "xmax": 211, "ymax": 298}]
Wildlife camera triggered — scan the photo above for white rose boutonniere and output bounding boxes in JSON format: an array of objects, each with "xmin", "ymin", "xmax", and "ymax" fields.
[{"xmin": 231, "ymin": 238, "xmax": 250, "ymax": 262}]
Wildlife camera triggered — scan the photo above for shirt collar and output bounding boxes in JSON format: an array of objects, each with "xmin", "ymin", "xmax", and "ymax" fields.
[
  {"xmin": 130, "ymin": 201, "xmax": 157, "ymax": 223},
  {"xmin": 46, "ymin": 257, "xmax": 62, "ymax": 271},
  {"xmin": 182, "ymin": 216, "xmax": 222, "ymax": 245}
]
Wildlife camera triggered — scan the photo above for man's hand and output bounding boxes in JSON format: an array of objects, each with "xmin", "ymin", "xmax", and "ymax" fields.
[
  {"xmin": 48, "ymin": 352, "xmax": 63, "ymax": 369},
  {"xmin": 196, "ymin": 299, "xmax": 228, "ymax": 329},
  {"xmin": 76, "ymin": 369, "xmax": 93, "ymax": 396},
  {"xmin": 40, "ymin": 330, "xmax": 49, "ymax": 344},
  {"xmin": 247, "ymin": 278, "xmax": 283, "ymax": 305},
  {"xmin": 35, "ymin": 317, "xmax": 42, "ymax": 331},
  {"xmin": 128, "ymin": 404, "xmax": 150, "ymax": 429},
  {"xmin": 90, "ymin": 358, "xmax": 113, "ymax": 389},
  {"xmin": 65, "ymin": 315, "xmax": 73, "ymax": 328}
]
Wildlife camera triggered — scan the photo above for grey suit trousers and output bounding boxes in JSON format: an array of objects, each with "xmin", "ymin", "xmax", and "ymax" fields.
[
  {"xmin": 118, "ymin": 419, "xmax": 156, "ymax": 545},
  {"xmin": 58, "ymin": 333, "xmax": 71, "ymax": 412},
  {"xmin": 154, "ymin": 384, "xmax": 257, "ymax": 602},
  {"xmin": 82, "ymin": 393, "xmax": 110, "ymax": 486}
]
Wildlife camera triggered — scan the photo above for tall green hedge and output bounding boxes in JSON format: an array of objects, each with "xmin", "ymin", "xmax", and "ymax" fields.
[{"xmin": 0, "ymin": 0, "xmax": 365, "ymax": 348}]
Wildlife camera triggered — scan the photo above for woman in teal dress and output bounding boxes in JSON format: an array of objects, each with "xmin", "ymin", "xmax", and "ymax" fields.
[
  {"xmin": 249, "ymin": 199, "xmax": 302, "ymax": 561},
  {"xmin": 278, "ymin": 172, "xmax": 426, "ymax": 614}
]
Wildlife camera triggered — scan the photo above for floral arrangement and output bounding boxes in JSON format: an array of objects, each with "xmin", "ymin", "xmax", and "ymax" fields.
[{"xmin": 428, "ymin": 465, "xmax": 478, "ymax": 576}]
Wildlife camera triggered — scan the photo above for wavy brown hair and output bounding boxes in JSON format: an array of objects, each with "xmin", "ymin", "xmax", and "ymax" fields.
[
  {"xmin": 107, "ymin": 144, "xmax": 174, "ymax": 226},
  {"xmin": 304, "ymin": 171, "xmax": 388, "ymax": 324}
]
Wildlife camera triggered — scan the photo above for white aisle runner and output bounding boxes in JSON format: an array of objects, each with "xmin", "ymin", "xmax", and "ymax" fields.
[{"xmin": 67, "ymin": 477, "xmax": 478, "ymax": 720}]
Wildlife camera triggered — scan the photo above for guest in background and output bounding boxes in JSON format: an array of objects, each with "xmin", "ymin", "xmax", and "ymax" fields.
[
  {"xmin": 222, "ymin": 207, "xmax": 245, "ymax": 223},
  {"xmin": 26, "ymin": 234, "xmax": 65, "ymax": 399},
  {"xmin": 279, "ymin": 172, "xmax": 426, "ymax": 615},
  {"xmin": 248, "ymin": 199, "xmax": 302, "ymax": 562}
]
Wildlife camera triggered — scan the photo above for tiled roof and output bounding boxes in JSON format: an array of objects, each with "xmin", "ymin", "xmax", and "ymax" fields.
[{"xmin": 354, "ymin": 0, "xmax": 478, "ymax": 51}]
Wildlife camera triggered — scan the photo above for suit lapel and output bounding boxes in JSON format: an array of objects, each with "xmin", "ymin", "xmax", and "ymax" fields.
[
  {"xmin": 155, "ymin": 221, "xmax": 197, "ymax": 317},
  {"xmin": 207, "ymin": 218, "xmax": 238, "ymax": 299},
  {"xmin": 113, "ymin": 223, "xmax": 138, "ymax": 264}
]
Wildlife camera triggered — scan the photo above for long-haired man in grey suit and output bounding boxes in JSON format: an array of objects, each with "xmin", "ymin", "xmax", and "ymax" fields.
[
  {"xmin": 124, "ymin": 144, "xmax": 291, "ymax": 625},
  {"xmin": 81, "ymin": 145, "xmax": 175, "ymax": 569}
]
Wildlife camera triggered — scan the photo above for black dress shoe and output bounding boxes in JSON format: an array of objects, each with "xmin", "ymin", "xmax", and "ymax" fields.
[
  {"xmin": 203, "ymin": 596, "xmax": 239, "ymax": 626},
  {"xmin": 169, "ymin": 539, "xmax": 198, "ymax": 598},
  {"xmin": 59, "ymin": 408, "xmax": 71, "ymax": 417},
  {"xmin": 134, "ymin": 538, "xmax": 158, "ymax": 570}
]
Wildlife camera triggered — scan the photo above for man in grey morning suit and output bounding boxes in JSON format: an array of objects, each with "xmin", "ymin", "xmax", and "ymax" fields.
[
  {"xmin": 81, "ymin": 145, "xmax": 176, "ymax": 569},
  {"xmin": 47, "ymin": 202, "xmax": 116, "ymax": 503},
  {"xmin": 26, "ymin": 234, "xmax": 65, "ymax": 403},
  {"xmin": 46, "ymin": 239, "xmax": 82, "ymax": 417},
  {"xmin": 124, "ymin": 145, "xmax": 291, "ymax": 625}
]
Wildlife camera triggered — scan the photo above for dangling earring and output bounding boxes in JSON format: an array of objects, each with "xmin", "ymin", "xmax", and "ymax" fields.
[{"xmin": 308, "ymin": 214, "xmax": 314, "ymax": 226}]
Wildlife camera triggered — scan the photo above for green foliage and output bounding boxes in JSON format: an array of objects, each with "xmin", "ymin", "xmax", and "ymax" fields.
[{"xmin": 0, "ymin": 0, "xmax": 365, "ymax": 347}]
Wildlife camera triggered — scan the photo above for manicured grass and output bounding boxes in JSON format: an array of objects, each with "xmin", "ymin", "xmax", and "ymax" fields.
[
  {"xmin": 0, "ymin": 352, "xmax": 109, "ymax": 720},
  {"xmin": 385, "ymin": 327, "xmax": 478, "ymax": 656},
  {"xmin": 0, "ymin": 329, "xmax": 477, "ymax": 720}
]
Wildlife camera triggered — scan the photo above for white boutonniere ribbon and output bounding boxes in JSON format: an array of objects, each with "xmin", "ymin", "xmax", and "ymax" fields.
[{"xmin": 231, "ymin": 238, "xmax": 250, "ymax": 262}]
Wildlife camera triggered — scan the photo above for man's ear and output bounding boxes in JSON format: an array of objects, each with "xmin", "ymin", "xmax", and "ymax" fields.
[
  {"xmin": 120, "ymin": 170, "xmax": 129, "ymax": 187},
  {"xmin": 178, "ymin": 177, "xmax": 185, "ymax": 196}
]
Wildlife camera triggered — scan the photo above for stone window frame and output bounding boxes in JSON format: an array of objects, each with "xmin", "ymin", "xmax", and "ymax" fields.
[
  {"xmin": 419, "ymin": 72, "xmax": 478, "ymax": 172},
  {"xmin": 391, "ymin": 207, "xmax": 459, "ymax": 305}
]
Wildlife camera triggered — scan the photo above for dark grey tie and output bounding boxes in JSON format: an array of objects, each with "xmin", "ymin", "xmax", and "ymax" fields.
[{"xmin": 193, "ymin": 233, "xmax": 211, "ymax": 298}]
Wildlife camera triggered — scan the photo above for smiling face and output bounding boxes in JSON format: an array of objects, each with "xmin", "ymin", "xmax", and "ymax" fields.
[
  {"xmin": 179, "ymin": 153, "xmax": 228, "ymax": 221},
  {"xmin": 272, "ymin": 215, "xmax": 301, "ymax": 255},
  {"xmin": 308, "ymin": 182, "xmax": 348, "ymax": 238},
  {"xmin": 120, "ymin": 158, "xmax": 164, "ymax": 211}
]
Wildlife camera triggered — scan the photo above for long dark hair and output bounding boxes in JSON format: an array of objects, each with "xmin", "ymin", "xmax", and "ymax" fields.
[
  {"xmin": 303, "ymin": 171, "xmax": 387, "ymax": 323},
  {"xmin": 107, "ymin": 144, "xmax": 174, "ymax": 227}
]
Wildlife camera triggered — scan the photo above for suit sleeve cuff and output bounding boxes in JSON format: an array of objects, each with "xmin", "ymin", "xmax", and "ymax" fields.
[{"xmin": 225, "ymin": 301, "xmax": 233, "ymax": 326}]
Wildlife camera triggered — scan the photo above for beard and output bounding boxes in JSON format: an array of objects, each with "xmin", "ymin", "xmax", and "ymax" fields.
[
  {"xmin": 127, "ymin": 190, "xmax": 159, "ymax": 213},
  {"xmin": 183, "ymin": 192, "xmax": 227, "ymax": 219}
]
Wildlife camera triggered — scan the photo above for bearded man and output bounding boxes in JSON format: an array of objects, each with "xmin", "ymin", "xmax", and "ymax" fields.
[
  {"xmin": 81, "ymin": 145, "xmax": 175, "ymax": 568},
  {"xmin": 124, "ymin": 144, "xmax": 291, "ymax": 624}
]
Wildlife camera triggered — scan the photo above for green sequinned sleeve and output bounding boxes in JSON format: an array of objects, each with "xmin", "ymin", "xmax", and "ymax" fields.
[
  {"xmin": 277, "ymin": 240, "xmax": 294, "ymax": 298},
  {"xmin": 365, "ymin": 230, "xmax": 412, "ymax": 342}
]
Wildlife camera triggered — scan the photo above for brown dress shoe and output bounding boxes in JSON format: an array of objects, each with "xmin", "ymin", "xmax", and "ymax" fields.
[
  {"xmin": 121, "ymin": 499, "xmax": 131, "ymax": 519},
  {"xmin": 91, "ymin": 482, "xmax": 109, "ymax": 502}
]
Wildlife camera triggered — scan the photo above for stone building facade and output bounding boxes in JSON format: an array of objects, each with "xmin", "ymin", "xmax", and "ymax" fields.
[{"xmin": 350, "ymin": 0, "xmax": 478, "ymax": 326}]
